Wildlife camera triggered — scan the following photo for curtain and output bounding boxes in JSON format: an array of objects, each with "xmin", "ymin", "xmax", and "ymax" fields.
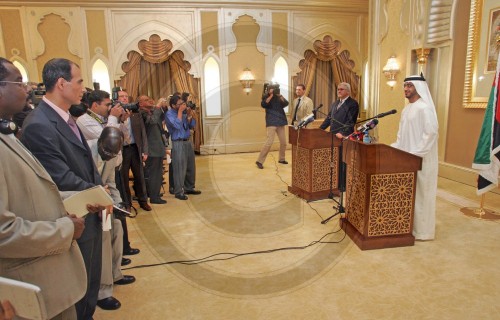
[
  {"xmin": 292, "ymin": 36, "xmax": 360, "ymax": 117},
  {"xmin": 118, "ymin": 34, "xmax": 203, "ymax": 151},
  {"xmin": 120, "ymin": 51, "xmax": 142, "ymax": 100}
]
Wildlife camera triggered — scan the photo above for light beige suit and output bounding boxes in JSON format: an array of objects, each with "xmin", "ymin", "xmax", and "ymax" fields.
[
  {"xmin": 290, "ymin": 95, "xmax": 314, "ymax": 124},
  {"xmin": 0, "ymin": 133, "xmax": 86, "ymax": 319}
]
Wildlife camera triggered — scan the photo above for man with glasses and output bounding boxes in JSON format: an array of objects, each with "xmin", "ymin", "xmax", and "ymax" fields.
[
  {"xmin": 21, "ymin": 58, "xmax": 103, "ymax": 320},
  {"xmin": 0, "ymin": 57, "xmax": 87, "ymax": 320},
  {"xmin": 165, "ymin": 94, "xmax": 201, "ymax": 200},
  {"xmin": 320, "ymin": 82, "xmax": 359, "ymax": 138}
]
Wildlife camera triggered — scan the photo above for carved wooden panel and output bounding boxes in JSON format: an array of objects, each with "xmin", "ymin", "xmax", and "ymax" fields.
[
  {"xmin": 367, "ymin": 173, "xmax": 415, "ymax": 236},
  {"xmin": 312, "ymin": 147, "xmax": 337, "ymax": 192},
  {"xmin": 292, "ymin": 145, "xmax": 310, "ymax": 191},
  {"xmin": 345, "ymin": 167, "xmax": 366, "ymax": 234}
]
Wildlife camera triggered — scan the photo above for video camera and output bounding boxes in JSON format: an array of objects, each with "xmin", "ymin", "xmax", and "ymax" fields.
[
  {"xmin": 262, "ymin": 82, "xmax": 280, "ymax": 99},
  {"xmin": 111, "ymin": 87, "xmax": 139, "ymax": 112},
  {"xmin": 28, "ymin": 83, "xmax": 46, "ymax": 107}
]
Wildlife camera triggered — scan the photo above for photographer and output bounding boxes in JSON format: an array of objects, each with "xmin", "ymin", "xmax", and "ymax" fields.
[
  {"xmin": 139, "ymin": 95, "xmax": 167, "ymax": 204},
  {"xmin": 165, "ymin": 94, "xmax": 201, "ymax": 200},
  {"xmin": 255, "ymin": 84, "xmax": 289, "ymax": 169},
  {"xmin": 114, "ymin": 89, "xmax": 152, "ymax": 212}
]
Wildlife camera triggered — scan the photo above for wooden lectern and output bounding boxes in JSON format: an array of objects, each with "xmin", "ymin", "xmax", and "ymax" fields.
[
  {"xmin": 340, "ymin": 140, "xmax": 422, "ymax": 250},
  {"xmin": 288, "ymin": 126, "xmax": 341, "ymax": 201}
]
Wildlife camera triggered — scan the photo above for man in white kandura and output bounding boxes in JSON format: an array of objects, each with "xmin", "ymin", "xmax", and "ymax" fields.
[{"xmin": 391, "ymin": 74, "xmax": 439, "ymax": 240}]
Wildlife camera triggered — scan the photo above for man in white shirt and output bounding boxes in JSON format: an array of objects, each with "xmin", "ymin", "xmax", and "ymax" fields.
[
  {"xmin": 290, "ymin": 84, "xmax": 314, "ymax": 126},
  {"xmin": 391, "ymin": 74, "xmax": 439, "ymax": 240}
]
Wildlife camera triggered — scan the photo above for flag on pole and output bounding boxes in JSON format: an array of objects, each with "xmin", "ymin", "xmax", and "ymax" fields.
[{"xmin": 472, "ymin": 52, "xmax": 500, "ymax": 195}]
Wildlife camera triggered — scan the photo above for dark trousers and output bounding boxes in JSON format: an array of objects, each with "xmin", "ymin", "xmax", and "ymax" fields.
[
  {"xmin": 75, "ymin": 216, "xmax": 102, "ymax": 320},
  {"xmin": 171, "ymin": 140, "xmax": 196, "ymax": 195},
  {"xmin": 144, "ymin": 156, "xmax": 163, "ymax": 200},
  {"xmin": 169, "ymin": 162, "xmax": 174, "ymax": 192},
  {"xmin": 121, "ymin": 144, "xmax": 147, "ymax": 206},
  {"xmin": 115, "ymin": 169, "xmax": 132, "ymax": 252}
]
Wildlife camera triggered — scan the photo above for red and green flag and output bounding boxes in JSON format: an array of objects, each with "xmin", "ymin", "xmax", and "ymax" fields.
[{"xmin": 473, "ymin": 52, "xmax": 500, "ymax": 195}]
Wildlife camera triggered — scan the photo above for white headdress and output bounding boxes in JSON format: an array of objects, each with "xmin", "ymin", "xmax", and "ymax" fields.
[{"xmin": 403, "ymin": 74, "xmax": 437, "ymax": 112}]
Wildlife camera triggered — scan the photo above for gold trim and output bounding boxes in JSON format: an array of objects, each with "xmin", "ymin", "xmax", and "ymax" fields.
[{"xmin": 463, "ymin": 0, "xmax": 488, "ymax": 109}]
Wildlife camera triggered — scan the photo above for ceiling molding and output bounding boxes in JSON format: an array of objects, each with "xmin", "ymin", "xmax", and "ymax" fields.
[{"xmin": 2, "ymin": 1, "xmax": 369, "ymax": 12}]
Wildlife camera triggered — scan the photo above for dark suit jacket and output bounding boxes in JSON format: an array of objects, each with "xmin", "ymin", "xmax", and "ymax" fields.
[
  {"xmin": 21, "ymin": 100, "xmax": 102, "ymax": 242},
  {"xmin": 130, "ymin": 112, "xmax": 149, "ymax": 155},
  {"xmin": 141, "ymin": 108, "xmax": 166, "ymax": 158},
  {"xmin": 320, "ymin": 96, "xmax": 359, "ymax": 136}
]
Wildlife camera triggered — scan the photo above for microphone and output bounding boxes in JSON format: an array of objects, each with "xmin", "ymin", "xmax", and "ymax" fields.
[
  {"xmin": 295, "ymin": 104, "xmax": 323, "ymax": 130},
  {"xmin": 356, "ymin": 118, "xmax": 379, "ymax": 132},
  {"xmin": 376, "ymin": 109, "xmax": 397, "ymax": 118},
  {"xmin": 295, "ymin": 113, "xmax": 315, "ymax": 130}
]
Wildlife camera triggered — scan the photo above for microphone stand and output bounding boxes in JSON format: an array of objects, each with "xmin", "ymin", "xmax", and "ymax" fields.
[{"xmin": 321, "ymin": 111, "xmax": 351, "ymax": 225}]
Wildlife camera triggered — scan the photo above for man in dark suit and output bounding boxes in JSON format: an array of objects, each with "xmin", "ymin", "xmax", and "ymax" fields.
[
  {"xmin": 320, "ymin": 82, "xmax": 359, "ymax": 138},
  {"xmin": 139, "ymin": 95, "xmax": 167, "ymax": 204},
  {"xmin": 117, "ymin": 90, "xmax": 152, "ymax": 212},
  {"xmin": 21, "ymin": 58, "xmax": 103, "ymax": 320}
]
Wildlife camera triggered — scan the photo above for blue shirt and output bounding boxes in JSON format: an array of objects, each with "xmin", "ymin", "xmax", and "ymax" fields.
[{"xmin": 165, "ymin": 108, "xmax": 196, "ymax": 141}]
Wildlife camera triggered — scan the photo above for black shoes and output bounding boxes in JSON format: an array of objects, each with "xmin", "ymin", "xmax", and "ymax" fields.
[
  {"xmin": 114, "ymin": 275, "xmax": 136, "ymax": 285},
  {"xmin": 278, "ymin": 160, "xmax": 288, "ymax": 164},
  {"xmin": 139, "ymin": 203, "xmax": 152, "ymax": 211},
  {"xmin": 175, "ymin": 193, "xmax": 188, "ymax": 200},
  {"xmin": 256, "ymin": 161, "xmax": 263, "ymax": 169},
  {"xmin": 185, "ymin": 189, "xmax": 201, "ymax": 195},
  {"xmin": 150, "ymin": 198, "xmax": 167, "ymax": 204},
  {"xmin": 97, "ymin": 296, "xmax": 121, "ymax": 310},
  {"xmin": 123, "ymin": 248, "xmax": 140, "ymax": 255},
  {"xmin": 121, "ymin": 258, "xmax": 131, "ymax": 266}
]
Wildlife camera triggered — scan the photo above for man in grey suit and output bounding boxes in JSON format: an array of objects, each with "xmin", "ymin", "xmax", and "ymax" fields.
[
  {"xmin": 0, "ymin": 57, "xmax": 87, "ymax": 319},
  {"xmin": 320, "ymin": 82, "xmax": 359, "ymax": 138},
  {"xmin": 21, "ymin": 58, "xmax": 103, "ymax": 320}
]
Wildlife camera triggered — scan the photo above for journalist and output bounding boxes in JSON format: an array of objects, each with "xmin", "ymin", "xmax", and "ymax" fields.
[
  {"xmin": 165, "ymin": 94, "xmax": 201, "ymax": 200},
  {"xmin": 255, "ymin": 85, "xmax": 289, "ymax": 169}
]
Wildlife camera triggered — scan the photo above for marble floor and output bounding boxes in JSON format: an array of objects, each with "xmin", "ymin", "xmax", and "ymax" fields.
[{"xmin": 94, "ymin": 151, "xmax": 500, "ymax": 320}]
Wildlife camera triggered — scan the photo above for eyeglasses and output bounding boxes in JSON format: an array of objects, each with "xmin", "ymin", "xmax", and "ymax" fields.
[
  {"xmin": 0, "ymin": 81, "xmax": 30, "ymax": 89},
  {"xmin": 176, "ymin": 102, "xmax": 186, "ymax": 106}
]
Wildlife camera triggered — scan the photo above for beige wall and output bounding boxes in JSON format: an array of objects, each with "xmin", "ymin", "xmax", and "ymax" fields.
[
  {"xmin": 0, "ymin": 10, "xmax": 26, "ymax": 61},
  {"xmin": 376, "ymin": 0, "xmax": 409, "ymax": 145},
  {"xmin": 85, "ymin": 10, "xmax": 109, "ymax": 58},
  {"xmin": 1, "ymin": 1, "xmax": 488, "ymax": 188}
]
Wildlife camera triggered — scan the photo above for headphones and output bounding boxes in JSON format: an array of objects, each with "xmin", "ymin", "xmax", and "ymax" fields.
[{"xmin": 0, "ymin": 118, "xmax": 19, "ymax": 135}]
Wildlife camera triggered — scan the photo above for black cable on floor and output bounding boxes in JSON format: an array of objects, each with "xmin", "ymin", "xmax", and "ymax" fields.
[{"xmin": 122, "ymin": 225, "xmax": 347, "ymax": 270}]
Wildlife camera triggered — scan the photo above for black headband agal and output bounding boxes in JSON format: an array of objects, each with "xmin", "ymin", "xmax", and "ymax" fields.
[{"xmin": 404, "ymin": 72, "xmax": 426, "ymax": 82}]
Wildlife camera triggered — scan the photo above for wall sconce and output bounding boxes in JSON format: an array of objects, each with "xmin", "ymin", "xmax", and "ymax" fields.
[
  {"xmin": 240, "ymin": 68, "xmax": 255, "ymax": 95},
  {"xmin": 382, "ymin": 56, "xmax": 400, "ymax": 89}
]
